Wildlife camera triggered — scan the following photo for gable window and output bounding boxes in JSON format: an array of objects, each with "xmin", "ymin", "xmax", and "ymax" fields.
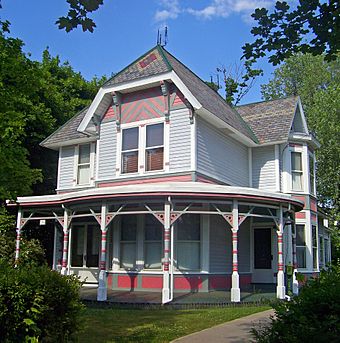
[
  {"xmin": 309, "ymin": 154, "xmax": 315, "ymax": 194},
  {"xmin": 122, "ymin": 127, "xmax": 139, "ymax": 174},
  {"xmin": 296, "ymin": 224, "xmax": 306, "ymax": 268},
  {"xmin": 146, "ymin": 123, "xmax": 164, "ymax": 171},
  {"xmin": 176, "ymin": 215, "xmax": 201, "ymax": 271},
  {"xmin": 77, "ymin": 144, "xmax": 91, "ymax": 185},
  {"xmin": 291, "ymin": 152, "xmax": 303, "ymax": 191}
]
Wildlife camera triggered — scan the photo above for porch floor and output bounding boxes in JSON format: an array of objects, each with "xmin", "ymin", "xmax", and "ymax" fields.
[{"xmin": 80, "ymin": 285, "xmax": 276, "ymax": 305}]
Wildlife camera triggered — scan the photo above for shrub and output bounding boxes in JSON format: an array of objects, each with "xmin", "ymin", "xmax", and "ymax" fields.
[
  {"xmin": 252, "ymin": 263, "xmax": 340, "ymax": 343},
  {"xmin": 0, "ymin": 262, "xmax": 83, "ymax": 342}
]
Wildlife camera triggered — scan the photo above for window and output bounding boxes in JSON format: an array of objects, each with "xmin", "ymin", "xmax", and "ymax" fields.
[
  {"xmin": 312, "ymin": 225, "xmax": 318, "ymax": 269},
  {"xmin": 144, "ymin": 215, "xmax": 163, "ymax": 269},
  {"xmin": 120, "ymin": 216, "xmax": 137, "ymax": 269},
  {"xmin": 146, "ymin": 124, "xmax": 164, "ymax": 171},
  {"xmin": 120, "ymin": 123, "xmax": 164, "ymax": 174},
  {"xmin": 319, "ymin": 236, "xmax": 324, "ymax": 267},
  {"xmin": 309, "ymin": 154, "xmax": 315, "ymax": 194},
  {"xmin": 71, "ymin": 224, "xmax": 100, "ymax": 268},
  {"xmin": 77, "ymin": 144, "xmax": 91, "ymax": 185},
  {"xmin": 122, "ymin": 127, "xmax": 139, "ymax": 174},
  {"xmin": 176, "ymin": 215, "xmax": 200, "ymax": 270},
  {"xmin": 296, "ymin": 224, "xmax": 306, "ymax": 268},
  {"xmin": 291, "ymin": 152, "xmax": 303, "ymax": 191}
]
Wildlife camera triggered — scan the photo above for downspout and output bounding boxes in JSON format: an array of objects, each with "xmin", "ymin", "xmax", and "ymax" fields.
[{"xmin": 169, "ymin": 196, "xmax": 174, "ymax": 302}]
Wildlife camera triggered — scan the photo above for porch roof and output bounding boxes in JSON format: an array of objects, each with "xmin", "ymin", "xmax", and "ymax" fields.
[{"xmin": 15, "ymin": 182, "xmax": 304, "ymax": 210}]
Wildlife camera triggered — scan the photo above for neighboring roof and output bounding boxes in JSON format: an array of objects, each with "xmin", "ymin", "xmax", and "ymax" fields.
[
  {"xmin": 236, "ymin": 96, "xmax": 299, "ymax": 144},
  {"xmin": 102, "ymin": 45, "xmax": 257, "ymax": 142},
  {"xmin": 40, "ymin": 107, "xmax": 89, "ymax": 148}
]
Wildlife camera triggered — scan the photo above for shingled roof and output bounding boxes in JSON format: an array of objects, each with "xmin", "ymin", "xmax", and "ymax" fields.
[
  {"xmin": 236, "ymin": 96, "xmax": 299, "ymax": 144},
  {"xmin": 40, "ymin": 107, "xmax": 89, "ymax": 148}
]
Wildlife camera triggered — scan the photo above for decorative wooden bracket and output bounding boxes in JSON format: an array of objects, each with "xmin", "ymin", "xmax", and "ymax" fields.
[
  {"xmin": 53, "ymin": 212, "xmax": 72, "ymax": 229},
  {"xmin": 112, "ymin": 92, "xmax": 122, "ymax": 131},
  {"xmin": 20, "ymin": 213, "xmax": 34, "ymax": 229},
  {"xmin": 223, "ymin": 214, "xmax": 233, "ymax": 227},
  {"xmin": 184, "ymin": 99, "xmax": 194, "ymax": 124},
  {"xmin": 238, "ymin": 215, "xmax": 247, "ymax": 226},
  {"xmin": 90, "ymin": 205, "xmax": 125, "ymax": 229},
  {"xmin": 160, "ymin": 81, "xmax": 170, "ymax": 123}
]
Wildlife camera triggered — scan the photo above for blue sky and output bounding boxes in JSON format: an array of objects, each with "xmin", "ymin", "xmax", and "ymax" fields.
[{"xmin": 1, "ymin": 0, "xmax": 278, "ymax": 104}]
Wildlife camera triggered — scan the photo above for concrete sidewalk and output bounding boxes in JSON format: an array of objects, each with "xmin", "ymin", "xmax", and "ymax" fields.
[{"xmin": 172, "ymin": 309, "xmax": 274, "ymax": 343}]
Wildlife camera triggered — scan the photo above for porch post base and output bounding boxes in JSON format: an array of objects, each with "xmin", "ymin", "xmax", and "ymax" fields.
[
  {"xmin": 292, "ymin": 270, "xmax": 299, "ymax": 295},
  {"xmin": 162, "ymin": 272, "xmax": 170, "ymax": 304},
  {"xmin": 277, "ymin": 270, "xmax": 285, "ymax": 299},
  {"xmin": 60, "ymin": 267, "xmax": 67, "ymax": 276},
  {"xmin": 97, "ymin": 270, "xmax": 107, "ymax": 301},
  {"xmin": 231, "ymin": 288, "xmax": 241, "ymax": 302}
]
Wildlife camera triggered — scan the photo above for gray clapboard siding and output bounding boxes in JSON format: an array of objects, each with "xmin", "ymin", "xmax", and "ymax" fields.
[
  {"xmin": 238, "ymin": 221, "xmax": 250, "ymax": 273},
  {"xmin": 197, "ymin": 117, "xmax": 248, "ymax": 186},
  {"xmin": 252, "ymin": 146, "xmax": 276, "ymax": 191},
  {"xmin": 209, "ymin": 215, "xmax": 232, "ymax": 273},
  {"xmin": 169, "ymin": 109, "xmax": 191, "ymax": 172},
  {"xmin": 58, "ymin": 146, "xmax": 75, "ymax": 189},
  {"xmin": 98, "ymin": 121, "xmax": 117, "ymax": 180}
]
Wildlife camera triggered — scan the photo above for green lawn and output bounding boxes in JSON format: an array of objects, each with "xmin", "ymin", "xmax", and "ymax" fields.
[{"xmin": 77, "ymin": 305, "xmax": 270, "ymax": 342}]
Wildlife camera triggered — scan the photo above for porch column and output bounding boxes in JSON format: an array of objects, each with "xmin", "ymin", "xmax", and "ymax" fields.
[
  {"xmin": 292, "ymin": 223, "xmax": 299, "ymax": 295},
  {"xmin": 15, "ymin": 207, "xmax": 23, "ymax": 266},
  {"xmin": 162, "ymin": 200, "xmax": 171, "ymax": 304},
  {"xmin": 276, "ymin": 205, "xmax": 286, "ymax": 299},
  {"xmin": 98, "ymin": 203, "xmax": 108, "ymax": 301},
  {"xmin": 231, "ymin": 200, "xmax": 240, "ymax": 302},
  {"xmin": 61, "ymin": 208, "xmax": 70, "ymax": 275}
]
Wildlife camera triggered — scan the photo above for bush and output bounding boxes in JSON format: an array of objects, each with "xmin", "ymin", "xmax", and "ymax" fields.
[
  {"xmin": 252, "ymin": 264, "xmax": 340, "ymax": 343},
  {"xmin": 0, "ymin": 262, "xmax": 84, "ymax": 342}
]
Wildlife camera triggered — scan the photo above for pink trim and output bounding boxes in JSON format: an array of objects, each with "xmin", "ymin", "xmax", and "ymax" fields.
[
  {"xmin": 289, "ymin": 143, "xmax": 303, "ymax": 148},
  {"xmin": 196, "ymin": 176, "xmax": 219, "ymax": 184},
  {"xmin": 103, "ymin": 106, "xmax": 115, "ymax": 120},
  {"xmin": 209, "ymin": 276, "xmax": 231, "ymax": 289},
  {"xmin": 311, "ymin": 213, "xmax": 317, "ymax": 223},
  {"xmin": 174, "ymin": 276, "xmax": 202, "ymax": 290},
  {"xmin": 310, "ymin": 198, "xmax": 317, "ymax": 212},
  {"xmin": 117, "ymin": 275, "xmax": 138, "ymax": 289},
  {"xmin": 296, "ymin": 212, "xmax": 306, "ymax": 219},
  {"xmin": 240, "ymin": 275, "xmax": 251, "ymax": 286},
  {"xmin": 98, "ymin": 175, "xmax": 192, "ymax": 188},
  {"xmin": 107, "ymin": 274, "xmax": 113, "ymax": 288},
  {"xmin": 142, "ymin": 276, "xmax": 163, "ymax": 289}
]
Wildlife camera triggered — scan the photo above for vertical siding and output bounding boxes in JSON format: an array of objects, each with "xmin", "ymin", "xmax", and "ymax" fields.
[
  {"xmin": 98, "ymin": 121, "xmax": 117, "ymax": 180},
  {"xmin": 196, "ymin": 117, "xmax": 248, "ymax": 186},
  {"xmin": 252, "ymin": 146, "xmax": 276, "ymax": 191},
  {"xmin": 58, "ymin": 146, "xmax": 75, "ymax": 189},
  {"xmin": 169, "ymin": 109, "xmax": 192, "ymax": 172},
  {"xmin": 209, "ymin": 215, "xmax": 232, "ymax": 273}
]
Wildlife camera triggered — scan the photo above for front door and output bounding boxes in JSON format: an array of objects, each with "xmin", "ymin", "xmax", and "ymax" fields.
[{"xmin": 252, "ymin": 228, "xmax": 273, "ymax": 283}]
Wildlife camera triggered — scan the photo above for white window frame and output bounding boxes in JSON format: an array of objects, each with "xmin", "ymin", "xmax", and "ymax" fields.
[
  {"xmin": 308, "ymin": 152, "xmax": 316, "ymax": 195},
  {"xmin": 295, "ymin": 223, "xmax": 307, "ymax": 270},
  {"xmin": 116, "ymin": 118, "xmax": 169, "ymax": 177},
  {"xmin": 289, "ymin": 145, "xmax": 308, "ymax": 193},
  {"xmin": 73, "ymin": 142, "xmax": 95, "ymax": 187}
]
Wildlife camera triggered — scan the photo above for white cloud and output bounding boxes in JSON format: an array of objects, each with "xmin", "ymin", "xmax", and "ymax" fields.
[
  {"xmin": 155, "ymin": 0, "xmax": 274, "ymax": 23},
  {"xmin": 154, "ymin": 0, "xmax": 181, "ymax": 22}
]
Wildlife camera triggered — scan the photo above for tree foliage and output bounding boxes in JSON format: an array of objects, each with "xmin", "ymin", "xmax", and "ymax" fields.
[
  {"xmin": 0, "ymin": 22, "xmax": 106, "ymax": 200},
  {"xmin": 252, "ymin": 263, "xmax": 340, "ymax": 342},
  {"xmin": 243, "ymin": 0, "xmax": 339, "ymax": 66},
  {"xmin": 56, "ymin": 0, "xmax": 104, "ymax": 32},
  {"xmin": 261, "ymin": 53, "xmax": 340, "ymax": 240}
]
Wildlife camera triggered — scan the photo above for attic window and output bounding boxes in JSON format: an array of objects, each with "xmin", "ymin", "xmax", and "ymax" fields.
[{"xmin": 77, "ymin": 144, "xmax": 91, "ymax": 185}]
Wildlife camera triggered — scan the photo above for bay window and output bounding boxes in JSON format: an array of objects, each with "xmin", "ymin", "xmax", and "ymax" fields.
[
  {"xmin": 71, "ymin": 224, "xmax": 100, "ymax": 268},
  {"xmin": 291, "ymin": 152, "xmax": 303, "ymax": 191},
  {"xmin": 312, "ymin": 225, "xmax": 318, "ymax": 269},
  {"xmin": 176, "ymin": 215, "xmax": 201, "ymax": 270},
  {"xmin": 77, "ymin": 144, "xmax": 91, "ymax": 185},
  {"xmin": 296, "ymin": 224, "xmax": 306, "ymax": 268},
  {"xmin": 120, "ymin": 216, "xmax": 137, "ymax": 269},
  {"xmin": 309, "ymin": 153, "xmax": 315, "ymax": 194},
  {"xmin": 144, "ymin": 215, "xmax": 163, "ymax": 269}
]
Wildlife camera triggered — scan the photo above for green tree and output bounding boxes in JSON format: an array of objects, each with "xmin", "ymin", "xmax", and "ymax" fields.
[
  {"xmin": 242, "ymin": 0, "xmax": 339, "ymax": 66},
  {"xmin": 0, "ymin": 22, "xmax": 106, "ymax": 199},
  {"xmin": 261, "ymin": 53, "xmax": 340, "ymax": 251}
]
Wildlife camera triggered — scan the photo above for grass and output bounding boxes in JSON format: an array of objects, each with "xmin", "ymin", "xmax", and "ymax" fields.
[{"xmin": 77, "ymin": 305, "xmax": 270, "ymax": 342}]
